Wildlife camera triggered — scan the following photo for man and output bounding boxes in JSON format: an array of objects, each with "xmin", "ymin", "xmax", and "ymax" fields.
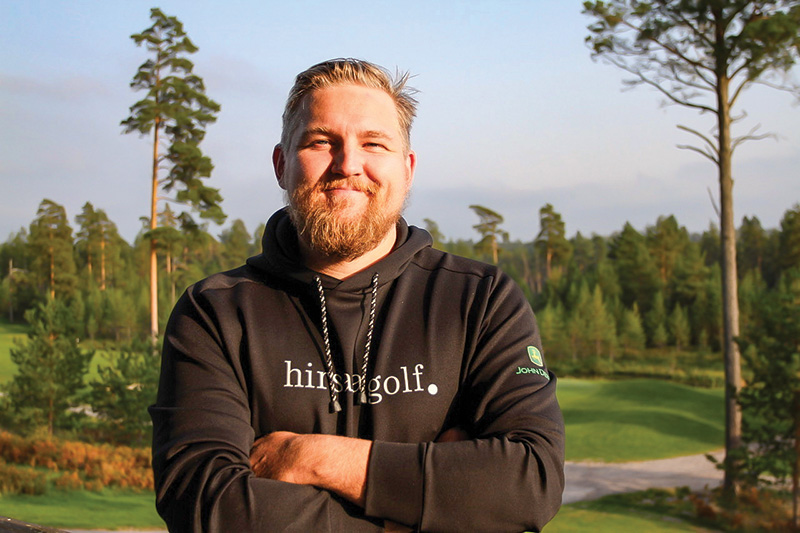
[{"xmin": 150, "ymin": 58, "xmax": 564, "ymax": 532}]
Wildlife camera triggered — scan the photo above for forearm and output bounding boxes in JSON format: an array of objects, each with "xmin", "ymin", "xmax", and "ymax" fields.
[
  {"xmin": 250, "ymin": 432, "xmax": 372, "ymax": 507},
  {"xmin": 367, "ymin": 423, "xmax": 564, "ymax": 532}
]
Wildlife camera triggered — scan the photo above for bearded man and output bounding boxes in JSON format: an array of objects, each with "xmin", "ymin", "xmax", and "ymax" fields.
[{"xmin": 150, "ymin": 59, "xmax": 565, "ymax": 533}]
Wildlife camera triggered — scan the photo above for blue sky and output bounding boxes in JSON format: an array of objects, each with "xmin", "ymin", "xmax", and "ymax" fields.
[{"xmin": 1, "ymin": 0, "xmax": 798, "ymax": 244}]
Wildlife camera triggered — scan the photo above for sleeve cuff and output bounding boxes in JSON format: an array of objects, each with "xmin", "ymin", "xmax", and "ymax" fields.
[{"xmin": 364, "ymin": 440, "xmax": 426, "ymax": 527}]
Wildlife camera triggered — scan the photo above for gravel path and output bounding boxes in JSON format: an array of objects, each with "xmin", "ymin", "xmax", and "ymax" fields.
[{"xmin": 563, "ymin": 450, "xmax": 725, "ymax": 504}]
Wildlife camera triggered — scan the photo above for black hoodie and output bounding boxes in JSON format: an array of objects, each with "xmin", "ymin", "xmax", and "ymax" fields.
[{"xmin": 150, "ymin": 209, "xmax": 565, "ymax": 532}]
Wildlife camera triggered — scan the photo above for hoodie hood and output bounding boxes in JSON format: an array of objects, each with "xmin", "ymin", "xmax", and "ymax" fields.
[{"xmin": 246, "ymin": 207, "xmax": 433, "ymax": 292}]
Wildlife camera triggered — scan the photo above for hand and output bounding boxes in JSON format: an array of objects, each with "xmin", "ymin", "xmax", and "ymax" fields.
[
  {"xmin": 250, "ymin": 431, "xmax": 372, "ymax": 507},
  {"xmin": 436, "ymin": 426, "xmax": 470, "ymax": 442},
  {"xmin": 250, "ymin": 431, "xmax": 304, "ymax": 483}
]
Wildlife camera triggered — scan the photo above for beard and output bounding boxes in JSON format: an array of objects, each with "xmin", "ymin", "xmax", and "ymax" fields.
[{"xmin": 287, "ymin": 178, "xmax": 408, "ymax": 261}]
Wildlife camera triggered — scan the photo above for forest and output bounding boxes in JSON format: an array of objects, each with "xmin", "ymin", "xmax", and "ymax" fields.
[{"xmin": 3, "ymin": 198, "xmax": 800, "ymax": 355}]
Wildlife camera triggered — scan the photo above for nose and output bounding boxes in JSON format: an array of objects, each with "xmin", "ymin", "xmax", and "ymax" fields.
[{"xmin": 330, "ymin": 143, "xmax": 363, "ymax": 177}]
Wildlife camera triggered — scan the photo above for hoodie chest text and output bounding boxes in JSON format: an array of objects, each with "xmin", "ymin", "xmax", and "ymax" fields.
[{"xmin": 283, "ymin": 359, "xmax": 439, "ymax": 405}]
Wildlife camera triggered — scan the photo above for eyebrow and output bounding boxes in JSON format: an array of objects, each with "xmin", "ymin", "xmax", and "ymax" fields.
[
  {"xmin": 361, "ymin": 130, "xmax": 393, "ymax": 141},
  {"xmin": 299, "ymin": 126, "xmax": 395, "ymax": 141}
]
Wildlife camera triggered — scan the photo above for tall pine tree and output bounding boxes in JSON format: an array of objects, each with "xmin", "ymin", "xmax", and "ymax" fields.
[{"xmin": 122, "ymin": 8, "xmax": 224, "ymax": 342}]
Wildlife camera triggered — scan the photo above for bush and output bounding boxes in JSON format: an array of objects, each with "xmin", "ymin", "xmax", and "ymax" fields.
[
  {"xmin": 0, "ymin": 431, "xmax": 153, "ymax": 491},
  {"xmin": 0, "ymin": 460, "xmax": 48, "ymax": 495}
]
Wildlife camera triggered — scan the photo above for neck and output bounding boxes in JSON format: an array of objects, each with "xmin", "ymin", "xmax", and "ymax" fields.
[{"xmin": 299, "ymin": 228, "xmax": 398, "ymax": 280}]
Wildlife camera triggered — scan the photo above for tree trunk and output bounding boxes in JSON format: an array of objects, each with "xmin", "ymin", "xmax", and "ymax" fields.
[
  {"xmin": 100, "ymin": 227, "xmax": 107, "ymax": 291},
  {"xmin": 87, "ymin": 242, "xmax": 93, "ymax": 280},
  {"xmin": 717, "ymin": 73, "xmax": 742, "ymax": 500},
  {"xmin": 167, "ymin": 248, "xmax": 176, "ymax": 304},
  {"xmin": 48, "ymin": 395, "xmax": 54, "ymax": 436},
  {"xmin": 49, "ymin": 244, "xmax": 55, "ymax": 300},
  {"xmin": 150, "ymin": 117, "xmax": 160, "ymax": 345}
]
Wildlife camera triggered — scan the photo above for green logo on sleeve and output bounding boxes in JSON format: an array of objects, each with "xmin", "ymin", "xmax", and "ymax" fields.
[{"xmin": 527, "ymin": 346, "xmax": 543, "ymax": 367}]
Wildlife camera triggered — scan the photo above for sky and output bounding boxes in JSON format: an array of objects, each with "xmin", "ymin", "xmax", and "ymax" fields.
[{"xmin": 1, "ymin": 0, "xmax": 798, "ymax": 245}]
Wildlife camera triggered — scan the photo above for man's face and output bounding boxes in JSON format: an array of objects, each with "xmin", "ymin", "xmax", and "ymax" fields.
[{"xmin": 273, "ymin": 84, "xmax": 416, "ymax": 260}]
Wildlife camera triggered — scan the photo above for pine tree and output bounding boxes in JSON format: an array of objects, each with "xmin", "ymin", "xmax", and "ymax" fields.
[
  {"xmin": 738, "ymin": 215, "xmax": 768, "ymax": 276},
  {"xmin": 735, "ymin": 275, "xmax": 800, "ymax": 526},
  {"xmin": 535, "ymin": 203, "xmax": 572, "ymax": 281},
  {"xmin": 75, "ymin": 202, "xmax": 121, "ymax": 291},
  {"xmin": 219, "ymin": 219, "xmax": 253, "ymax": 270},
  {"xmin": 668, "ymin": 303, "xmax": 691, "ymax": 351},
  {"xmin": 779, "ymin": 204, "xmax": 800, "ymax": 273},
  {"xmin": 646, "ymin": 215, "xmax": 689, "ymax": 288},
  {"xmin": 610, "ymin": 223, "xmax": 661, "ymax": 313},
  {"xmin": 2, "ymin": 299, "xmax": 94, "ymax": 435},
  {"xmin": 88, "ymin": 339, "xmax": 160, "ymax": 445},
  {"xmin": 28, "ymin": 199, "xmax": 77, "ymax": 300},
  {"xmin": 469, "ymin": 205, "xmax": 508, "ymax": 264},
  {"xmin": 646, "ymin": 291, "xmax": 668, "ymax": 348},
  {"xmin": 586, "ymin": 284, "xmax": 617, "ymax": 360},
  {"xmin": 122, "ymin": 7, "xmax": 224, "ymax": 342},
  {"xmin": 619, "ymin": 302, "xmax": 647, "ymax": 353},
  {"xmin": 537, "ymin": 300, "xmax": 570, "ymax": 360}
]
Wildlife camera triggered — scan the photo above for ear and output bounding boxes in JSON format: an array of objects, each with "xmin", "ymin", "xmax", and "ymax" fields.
[
  {"xmin": 405, "ymin": 150, "xmax": 417, "ymax": 188},
  {"xmin": 273, "ymin": 144, "xmax": 287, "ymax": 190}
]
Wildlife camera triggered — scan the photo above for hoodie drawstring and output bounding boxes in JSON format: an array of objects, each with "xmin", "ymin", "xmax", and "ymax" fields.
[{"xmin": 314, "ymin": 273, "xmax": 379, "ymax": 413}]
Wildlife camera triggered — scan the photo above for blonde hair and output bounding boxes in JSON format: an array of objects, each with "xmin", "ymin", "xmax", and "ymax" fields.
[{"xmin": 281, "ymin": 58, "xmax": 418, "ymax": 150}]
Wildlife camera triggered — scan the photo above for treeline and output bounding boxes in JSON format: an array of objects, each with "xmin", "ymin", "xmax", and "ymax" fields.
[
  {"xmin": 436, "ymin": 202, "xmax": 800, "ymax": 375},
  {"xmin": 0, "ymin": 199, "xmax": 263, "ymax": 339},
  {"xmin": 3, "ymin": 198, "xmax": 798, "ymax": 356}
]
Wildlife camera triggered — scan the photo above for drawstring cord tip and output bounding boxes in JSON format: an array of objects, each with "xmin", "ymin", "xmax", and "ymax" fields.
[
  {"xmin": 329, "ymin": 399, "xmax": 342, "ymax": 413},
  {"xmin": 358, "ymin": 391, "xmax": 368, "ymax": 405}
]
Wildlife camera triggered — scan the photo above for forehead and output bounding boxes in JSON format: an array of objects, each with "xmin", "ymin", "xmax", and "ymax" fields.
[{"xmin": 297, "ymin": 84, "xmax": 402, "ymax": 137}]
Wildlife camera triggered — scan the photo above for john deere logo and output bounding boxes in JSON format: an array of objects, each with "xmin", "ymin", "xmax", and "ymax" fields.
[{"xmin": 527, "ymin": 346, "xmax": 543, "ymax": 367}]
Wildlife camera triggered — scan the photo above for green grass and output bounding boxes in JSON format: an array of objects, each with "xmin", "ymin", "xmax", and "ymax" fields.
[
  {"xmin": 0, "ymin": 488, "xmax": 165, "ymax": 530},
  {"xmin": 546, "ymin": 491, "xmax": 720, "ymax": 532},
  {"xmin": 557, "ymin": 378, "xmax": 724, "ymax": 462},
  {"xmin": 0, "ymin": 320, "xmax": 111, "ymax": 384},
  {"xmin": 3, "ymin": 489, "xmax": 718, "ymax": 533},
  {"xmin": 0, "ymin": 320, "xmax": 27, "ymax": 384}
]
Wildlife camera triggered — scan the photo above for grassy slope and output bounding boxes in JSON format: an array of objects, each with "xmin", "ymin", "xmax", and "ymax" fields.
[
  {"xmin": 558, "ymin": 378, "xmax": 724, "ymax": 462},
  {"xmin": 547, "ymin": 492, "xmax": 720, "ymax": 533},
  {"xmin": 0, "ymin": 321, "xmax": 26, "ymax": 383},
  {"xmin": 0, "ymin": 320, "xmax": 108, "ymax": 384},
  {"xmin": 0, "ymin": 489, "xmax": 164, "ymax": 529}
]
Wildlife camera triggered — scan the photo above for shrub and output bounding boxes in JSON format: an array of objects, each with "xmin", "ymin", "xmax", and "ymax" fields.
[
  {"xmin": 0, "ymin": 430, "xmax": 153, "ymax": 491},
  {"xmin": 0, "ymin": 460, "xmax": 48, "ymax": 495}
]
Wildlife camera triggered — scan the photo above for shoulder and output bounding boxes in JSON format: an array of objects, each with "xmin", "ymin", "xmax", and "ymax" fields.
[
  {"xmin": 189, "ymin": 265, "xmax": 259, "ymax": 293},
  {"xmin": 178, "ymin": 264, "xmax": 272, "ymax": 313},
  {"xmin": 409, "ymin": 248, "xmax": 520, "ymax": 292}
]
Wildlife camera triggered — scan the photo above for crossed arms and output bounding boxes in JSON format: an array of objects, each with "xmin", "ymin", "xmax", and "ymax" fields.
[{"xmin": 249, "ymin": 427, "xmax": 469, "ymax": 509}]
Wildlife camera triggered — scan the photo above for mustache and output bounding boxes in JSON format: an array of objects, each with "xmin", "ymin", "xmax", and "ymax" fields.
[{"xmin": 319, "ymin": 178, "xmax": 379, "ymax": 195}]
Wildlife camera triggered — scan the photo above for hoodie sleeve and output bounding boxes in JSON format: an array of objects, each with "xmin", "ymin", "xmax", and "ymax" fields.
[
  {"xmin": 363, "ymin": 272, "xmax": 566, "ymax": 532},
  {"xmin": 149, "ymin": 288, "xmax": 384, "ymax": 532}
]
